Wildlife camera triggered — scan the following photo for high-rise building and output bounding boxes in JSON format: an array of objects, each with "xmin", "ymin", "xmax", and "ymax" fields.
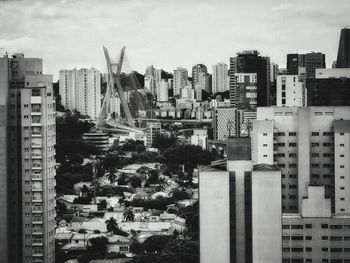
[
  {"xmin": 212, "ymin": 62, "xmax": 228, "ymax": 93},
  {"xmin": 181, "ymin": 85, "xmax": 195, "ymax": 100},
  {"xmin": 286, "ymin": 52, "xmax": 325, "ymax": 80},
  {"xmin": 145, "ymin": 122, "xmax": 161, "ymax": 147},
  {"xmin": 156, "ymin": 79, "xmax": 169, "ymax": 102},
  {"xmin": 269, "ymin": 62, "xmax": 279, "ymax": 106},
  {"xmin": 192, "ymin": 64, "xmax": 207, "ymax": 89},
  {"xmin": 336, "ymin": 28, "xmax": 350, "ymax": 68},
  {"xmin": 276, "ymin": 73, "xmax": 306, "ymax": 107},
  {"xmin": 229, "ymin": 50, "xmax": 271, "ymax": 107},
  {"xmin": 200, "ymin": 138, "xmax": 282, "ymax": 263},
  {"xmin": 197, "ymin": 72, "xmax": 211, "ymax": 93},
  {"xmin": 282, "ymin": 185, "xmax": 350, "ymax": 262},
  {"xmin": 304, "ymin": 52, "xmax": 326, "ymax": 79},
  {"xmin": 0, "ymin": 54, "xmax": 56, "ymax": 263},
  {"xmin": 173, "ymin": 67, "xmax": 188, "ymax": 96},
  {"xmin": 307, "ymin": 68, "xmax": 350, "ymax": 106},
  {"xmin": 59, "ymin": 68, "xmax": 101, "ymax": 118},
  {"xmin": 234, "ymin": 73, "xmax": 257, "ymax": 110},
  {"xmin": 252, "ymin": 106, "xmax": 350, "ymax": 213}
]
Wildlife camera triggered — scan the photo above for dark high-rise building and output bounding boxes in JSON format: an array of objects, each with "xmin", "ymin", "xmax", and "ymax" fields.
[
  {"xmin": 286, "ymin": 52, "xmax": 325, "ymax": 79},
  {"xmin": 229, "ymin": 50, "xmax": 271, "ymax": 107},
  {"xmin": 286, "ymin": 54, "xmax": 305, "ymax": 75},
  {"xmin": 304, "ymin": 52, "xmax": 326, "ymax": 79},
  {"xmin": 307, "ymin": 68, "xmax": 350, "ymax": 106},
  {"xmin": 336, "ymin": 28, "xmax": 350, "ymax": 68},
  {"xmin": 192, "ymin": 64, "xmax": 207, "ymax": 88}
]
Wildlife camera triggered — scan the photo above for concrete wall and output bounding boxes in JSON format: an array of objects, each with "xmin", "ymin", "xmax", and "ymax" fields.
[
  {"xmin": 252, "ymin": 169, "xmax": 282, "ymax": 263},
  {"xmin": 199, "ymin": 170, "xmax": 230, "ymax": 263},
  {"xmin": 0, "ymin": 57, "xmax": 8, "ymax": 263}
]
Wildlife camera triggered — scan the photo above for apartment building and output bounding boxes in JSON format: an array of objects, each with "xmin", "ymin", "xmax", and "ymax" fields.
[
  {"xmin": 0, "ymin": 54, "xmax": 56, "ymax": 263},
  {"xmin": 283, "ymin": 186, "xmax": 350, "ymax": 263},
  {"xmin": 252, "ymin": 106, "xmax": 350, "ymax": 213}
]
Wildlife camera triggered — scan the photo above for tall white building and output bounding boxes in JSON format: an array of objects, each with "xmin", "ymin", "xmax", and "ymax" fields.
[
  {"xmin": 252, "ymin": 106, "xmax": 350, "ymax": 213},
  {"xmin": 200, "ymin": 138, "xmax": 282, "ymax": 263},
  {"xmin": 181, "ymin": 85, "xmax": 195, "ymax": 100},
  {"xmin": 59, "ymin": 68, "xmax": 101, "ymax": 118},
  {"xmin": 0, "ymin": 54, "xmax": 56, "ymax": 263},
  {"xmin": 276, "ymin": 74, "xmax": 306, "ymax": 107},
  {"xmin": 212, "ymin": 62, "xmax": 228, "ymax": 93},
  {"xmin": 156, "ymin": 79, "xmax": 169, "ymax": 102},
  {"xmin": 173, "ymin": 67, "xmax": 188, "ymax": 96}
]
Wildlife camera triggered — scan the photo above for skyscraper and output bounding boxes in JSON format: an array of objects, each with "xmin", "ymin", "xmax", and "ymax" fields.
[
  {"xmin": 252, "ymin": 106, "xmax": 350, "ymax": 213},
  {"xmin": 192, "ymin": 64, "xmax": 207, "ymax": 89},
  {"xmin": 59, "ymin": 68, "xmax": 101, "ymax": 118},
  {"xmin": 212, "ymin": 62, "xmax": 228, "ymax": 93},
  {"xmin": 0, "ymin": 53, "xmax": 56, "ymax": 263},
  {"xmin": 229, "ymin": 51, "xmax": 271, "ymax": 107},
  {"xmin": 173, "ymin": 67, "xmax": 188, "ymax": 96},
  {"xmin": 200, "ymin": 138, "xmax": 282, "ymax": 263},
  {"xmin": 336, "ymin": 28, "xmax": 350, "ymax": 68},
  {"xmin": 304, "ymin": 52, "xmax": 326, "ymax": 79}
]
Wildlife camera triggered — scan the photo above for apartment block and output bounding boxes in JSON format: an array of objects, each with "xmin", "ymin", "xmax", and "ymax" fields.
[
  {"xmin": 252, "ymin": 106, "xmax": 350, "ymax": 213},
  {"xmin": 59, "ymin": 68, "xmax": 101, "ymax": 118},
  {"xmin": 199, "ymin": 138, "xmax": 281, "ymax": 263},
  {"xmin": 0, "ymin": 54, "xmax": 56, "ymax": 263},
  {"xmin": 283, "ymin": 186, "xmax": 350, "ymax": 263}
]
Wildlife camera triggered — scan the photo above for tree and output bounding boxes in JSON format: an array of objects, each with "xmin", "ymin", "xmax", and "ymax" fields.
[
  {"xmin": 130, "ymin": 176, "xmax": 142, "ymax": 188},
  {"xmin": 105, "ymin": 217, "xmax": 119, "ymax": 234},
  {"xmin": 68, "ymin": 153, "xmax": 84, "ymax": 164},
  {"xmin": 144, "ymin": 170, "xmax": 159, "ymax": 187},
  {"xmin": 107, "ymin": 169, "xmax": 117, "ymax": 183},
  {"xmin": 152, "ymin": 133, "xmax": 177, "ymax": 152},
  {"xmin": 98, "ymin": 199, "xmax": 107, "ymax": 211},
  {"xmin": 163, "ymin": 145, "xmax": 215, "ymax": 172},
  {"xmin": 84, "ymin": 236, "xmax": 108, "ymax": 262},
  {"xmin": 123, "ymin": 208, "xmax": 135, "ymax": 222}
]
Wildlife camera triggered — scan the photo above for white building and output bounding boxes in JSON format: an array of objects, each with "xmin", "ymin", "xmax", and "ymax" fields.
[
  {"xmin": 212, "ymin": 62, "xmax": 228, "ymax": 93},
  {"xmin": 173, "ymin": 67, "xmax": 188, "ymax": 96},
  {"xmin": 156, "ymin": 80, "xmax": 169, "ymax": 102},
  {"xmin": 200, "ymin": 138, "xmax": 282, "ymax": 263},
  {"xmin": 191, "ymin": 129, "xmax": 208, "ymax": 149},
  {"xmin": 145, "ymin": 122, "xmax": 161, "ymax": 147},
  {"xmin": 59, "ymin": 68, "xmax": 101, "ymax": 118},
  {"xmin": 181, "ymin": 85, "xmax": 195, "ymax": 100},
  {"xmin": 252, "ymin": 106, "xmax": 350, "ymax": 213},
  {"xmin": 276, "ymin": 74, "xmax": 306, "ymax": 107},
  {"xmin": 316, "ymin": 68, "xmax": 350, "ymax": 79}
]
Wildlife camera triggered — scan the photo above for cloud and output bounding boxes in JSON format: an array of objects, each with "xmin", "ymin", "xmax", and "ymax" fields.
[{"xmin": 0, "ymin": 0, "xmax": 348, "ymax": 79}]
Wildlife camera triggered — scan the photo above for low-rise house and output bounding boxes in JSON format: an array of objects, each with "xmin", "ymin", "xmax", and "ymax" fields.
[
  {"xmin": 151, "ymin": 191, "xmax": 169, "ymax": 200},
  {"xmin": 71, "ymin": 233, "xmax": 91, "ymax": 246},
  {"xmin": 171, "ymin": 216, "xmax": 186, "ymax": 234},
  {"xmin": 107, "ymin": 235, "xmax": 132, "ymax": 254},
  {"xmin": 73, "ymin": 182, "xmax": 93, "ymax": 195},
  {"xmin": 159, "ymin": 212, "xmax": 177, "ymax": 222},
  {"xmin": 119, "ymin": 221, "xmax": 171, "ymax": 235},
  {"xmin": 56, "ymin": 195, "xmax": 79, "ymax": 209},
  {"xmin": 176, "ymin": 199, "xmax": 197, "ymax": 208},
  {"xmin": 56, "ymin": 232, "xmax": 74, "ymax": 246}
]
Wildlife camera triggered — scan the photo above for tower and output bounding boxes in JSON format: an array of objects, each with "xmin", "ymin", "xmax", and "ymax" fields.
[{"xmin": 336, "ymin": 28, "xmax": 350, "ymax": 68}]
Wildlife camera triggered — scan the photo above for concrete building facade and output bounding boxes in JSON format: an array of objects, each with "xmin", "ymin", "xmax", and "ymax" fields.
[
  {"xmin": 173, "ymin": 67, "xmax": 188, "ymax": 96},
  {"xmin": 252, "ymin": 106, "xmax": 350, "ymax": 213},
  {"xmin": 0, "ymin": 54, "xmax": 56, "ymax": 263},
  {"xmin": 276, "ymin": 74, "xmax": 306, "ymax": 107},
  {"xmin": 59, "ymin": 68, "xmax": 101, "ymax": 118},
  {"xmin": 212, "ymin": 62, "xmax": 228, "ymax": 93}
]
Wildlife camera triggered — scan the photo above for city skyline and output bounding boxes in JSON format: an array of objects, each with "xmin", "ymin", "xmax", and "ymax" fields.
[{"xmin": 0, "ymin": 0, "xmax": 349, "ymax": 80}]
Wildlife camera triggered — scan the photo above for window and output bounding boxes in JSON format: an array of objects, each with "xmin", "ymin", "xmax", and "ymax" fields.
[
  {"xmin": 289, "ymin": 163, "xmax": 297, "ymax": 168},
  {"xmin": 263, "ymin": 155, "xmax": 268, "ymax": 158},
  {"xmin": 289, "ymin": 174, "xmax": 297, "ymax": 178},
  {"xmin": 312, "ymin": 164, "xmax": 319, "ymax": 168},
  {"xmin": 282, "ymin": 225, "xmax": 290, "ymax": 229},
  {"xmin": 321, "ymin": 236, "xmax": 328, "ymax": 240},
  {"xmin": 330, "ymin": 248, "xmax": 342, "ymax": 252},
  {"xmin": 278, "ymin": 132, "xmax": 285, "ymax": 136},
  {"xmin": 321, "ymin": 224, "xmax": 328, "ymax": 229},
  {"xmin": 291, "ymin": 247, "xmax": 303, "ymax": 252},
  {"xmin": 306, "ymin": 247, "xmax": 312, "ymax": 252},
  {"xmin": 263, "ymin": 133, "xmax": 267, "ymax": 136},
  {"xmin": 330, "ymin": 236, "xmax": 342, "ymax": 241},
  {"xmin": 340, "ymin": 165, "xmax": 345, "ymax": 168},
  {"xmin": 311, "ymin": 132, "xmax": 319, "ymax": 136},
  {"xmin": 322, "ymin": 247, "xmax": 328, "ymax": 251},
  {"xmin": 289, "ymin": 184, "xmax": 297, "ymax": 189},
  {"xmin": 289, "ymin": 143, "xmax": 297, "ymax": 147},
  {"xmin": 289, "ymin": 132, "xmax": 296, "ymax": 136},
  {"xmin": 311, "ymin": 143, "xmax": 319, "ymax": 147},
  {"xmin": 305, "ymin": 224, "xmax": 312, "ymax": 229},
  {"xmin": 291, "ymin": 236, "xmax": 303, "ymax": 240},
  {"xmin": 315, "ymin": 112, "xmax": 323, "ymax": 116},
  {"xmin": 340, "ymin": 144, "xmax": 344, "ymax": 147},
  {"xmin": 340, "ymin": 133, "xmax": 344, "ymax": 136},
  {"xmin": 289, "ymin": 153, "xmax": 297, "ymax": 157},
  {"xmin": 278, "ymin": 143, "xmax": 285, "ymax": 147},
  {"xmin": 291, "ymin": 224, "xmax": 303, "ymax": 229},
  {"xmin": 330, "ymin": 225, "xmax": 342, "ymax": 229},
  {"xmin": 340, "ymin": 154, "xmax": 345, "ymax": 157},
  {"xmin": 306, "ymin": 236, "xmax": 312, "ymax": 240},
  {"xmin": 263, "ymin": 144, "xmax": 268, "ymax": 147}
]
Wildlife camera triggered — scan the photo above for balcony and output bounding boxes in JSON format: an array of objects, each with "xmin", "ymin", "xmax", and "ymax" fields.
[
  {"xmin": 32, "ymin": 154, "xmax": 42, "ymax": 159},
  {"xmin": 32, "ymin": 250, "xmax": 44, "ymax": 257},
  {"xmin": 31, "ymin": 133, "xmax": 42, "ymax": 138},
  {"xmin": 32, "ymin": 175, "xmax": 43, "ymax": 181},
  {"xmin": 32, "ymin": 240, "xmax": 43, "ymax": 246},
  {"xmin": 32, "ymin": 229, "xmax": 43, "ymax": 235},
  {"xmin": 32, "ymin": 187, "xmax": 43, "ymax": 192},
  {"xmin": 32, "ymin": 166, "xmax": 42, "ymax": 171},
  {"xmin": 31, "ymin": 143, "xmax": 42, "ymax": 148},
  {"xmin": 32, "ymin": 218, "xmax": 43, "ymax": 225},
  {"xmin": 32, "ymin": 198, "xmax": 43, "ymax": 203},
  {"xmin": 32, "ymin": 207, "xmax": 43, "ymax": 213},
  {"xmin": 31, "ymin": 96, "xmax": 42, "ymax": 104},
  {"xmin": 31, "ymin": 122, "xmax": 42, "ymax": 127}
]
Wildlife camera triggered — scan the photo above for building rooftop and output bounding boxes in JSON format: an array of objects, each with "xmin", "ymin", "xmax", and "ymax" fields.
[{"xmin": 253, "ymin": 163, "xmax": 280, "ymax": 171}]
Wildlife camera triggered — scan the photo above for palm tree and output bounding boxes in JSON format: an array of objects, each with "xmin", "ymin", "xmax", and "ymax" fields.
[
  {"xmin": 123, "ymin": 208, "xmax": 135, "ymax": 222},
  {"xmin": 107, "ymin": 168, "xmax": 117, "ymax": 183},
  {"xmin": 105, "ymin": 217, "xmax": 119, "ymax": 234}
]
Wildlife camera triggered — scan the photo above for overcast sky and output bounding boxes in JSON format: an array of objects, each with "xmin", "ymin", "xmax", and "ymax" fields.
[{"xmin": 0, "ymin": 0, "xmax": 349, "ymax": 80}]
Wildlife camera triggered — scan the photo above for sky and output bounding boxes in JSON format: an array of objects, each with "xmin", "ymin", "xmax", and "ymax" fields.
[{"xmin": 0, "ymin": 0, "xmax": 349, "ymax": 80}]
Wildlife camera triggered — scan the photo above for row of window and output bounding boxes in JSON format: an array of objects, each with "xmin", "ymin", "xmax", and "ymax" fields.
[
  {"xmin": 283, "ymin": 224, "xmax": 350, "ymax": 229},
  {"xmin": 284, "ymin": 259, "xmax": 350, "ymax": 263},
  {"xmin": 284, "ymin": 247, "xmax": 350, "ymax": 252},
  {"xmin": 283, "ymin": 235, "xmax": 350, "ymax": 241}
]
